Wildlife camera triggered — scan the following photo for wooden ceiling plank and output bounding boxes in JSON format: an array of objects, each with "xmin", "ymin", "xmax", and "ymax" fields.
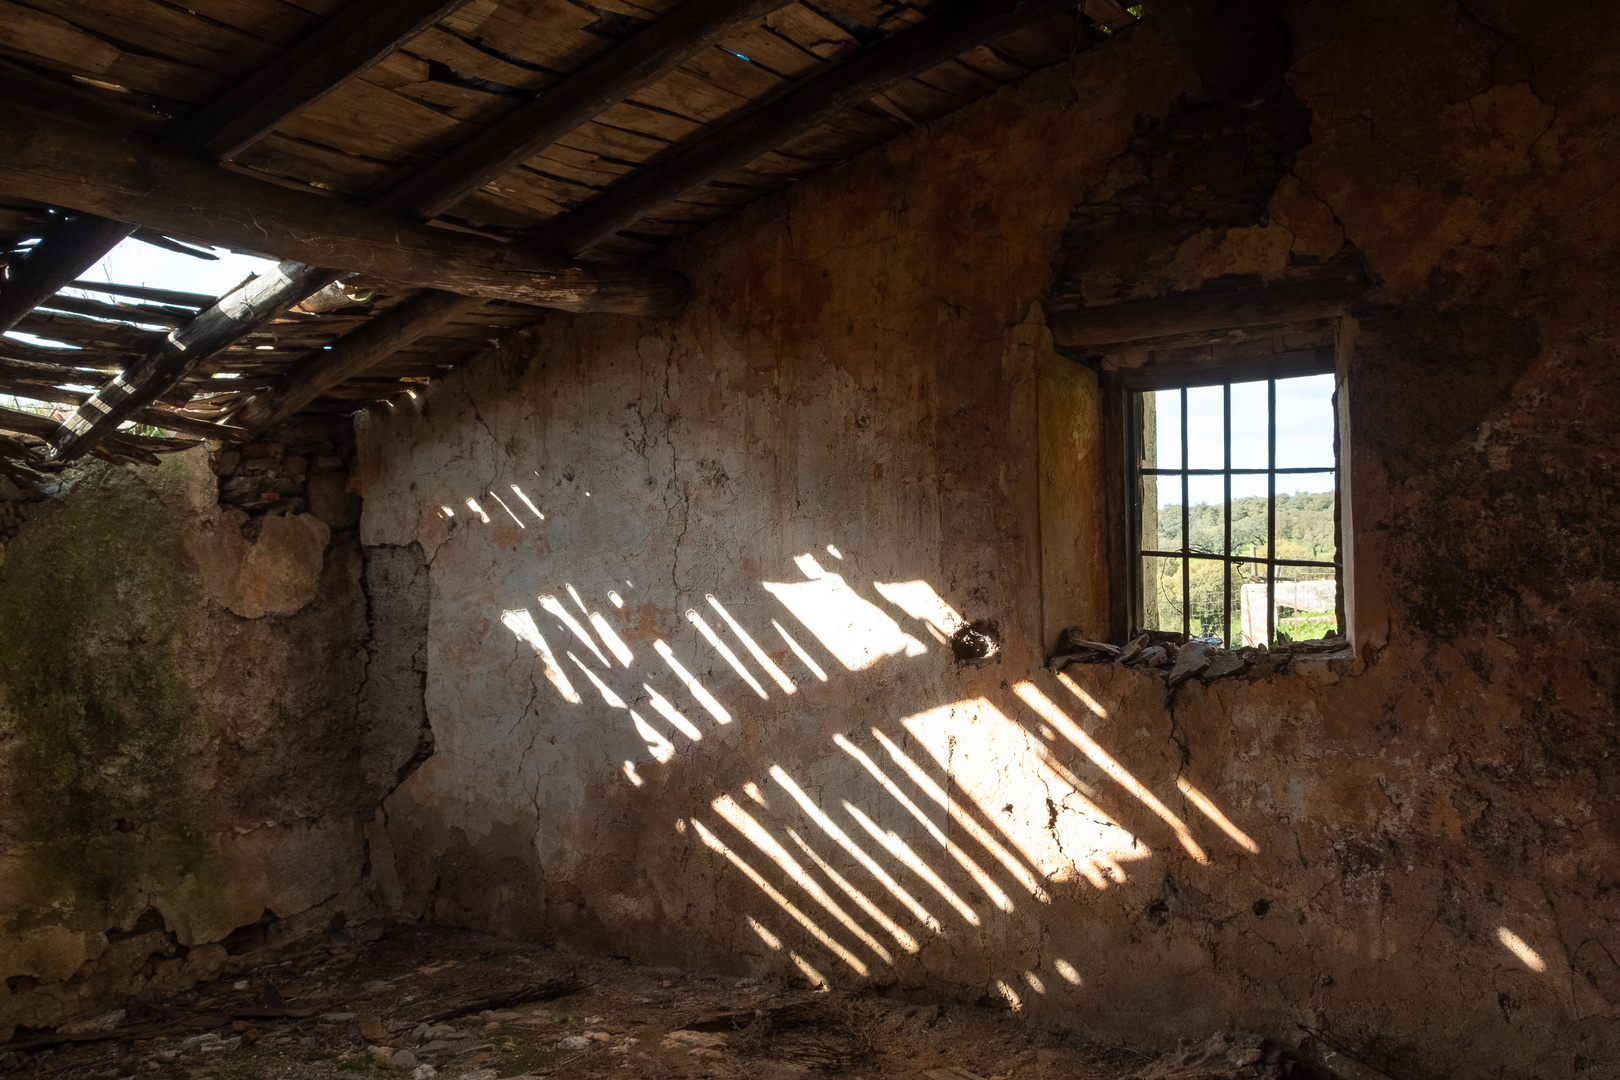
[
  {"xmin": 401, "ymin": 26, "xmax": 560, "ymax": 92},
  {"xmin": 159, "ymin": 0, "xmax": 326, "ymax": 48},
  {"xmin": 273, "ymin": 75, "xmax": 474, "ymax": 166},
  {"xmin": 238, "ymin": 0, "xmax": 1082, "ymax": 436},
  {"xmin": 0, "ymin": 56, "xmax": 172, "ymax": 136},
  {"xmin": 386, "ymin": 75, "xmax": 526, "ymax": 126},
  {"xmin": 532, "ymin": 0, "xmax": 1082, "ymax": 258},
  {"xmin": 764, "ymin": 6, "xmax": 862, "ymax": 61},
  {"xmin": 373, "ymin": 0, "xmax": 795, "ymax": 220},
  {"xmin": 37, "ymin": 294, "xmax": 194, "ymax": 329},
  {"xmin": 0, "ymin": 213, "xmax": 136, "ymax": 335},
  {"xmin": 879, "ymin": 74, "xmax": 972, "ymax": 122},
  {"xmin": 0, "ymin": 1, "xmax": 122, "ymax": 77},
  {"xmin": 627, "ymin": 68, "xmax": 754, "ymax": 126},
  {"xmin": 454, "ymin": 1, "xmax": 610, "ymax": 75},
  {"xmin": 676, "ymin": 46, "xmax": 789, "ymax": 103},
  {"xmin": 714, "ymin": 25, "xmax": 825, "ymax": 80},
  {"xmin": 20, "ymin": 0, "xmax": 280, "ymax": 76},
  {"xmin": 226, "ymin": 134, "xmax": 398, "ymax": 198},
  {"xmin": 914, "ymin": 56, "xmax": 1007, "ymax": 99},
  {"xmin": 976, "ymin": 14, "xmax": 1077, "ymax": 69},
  {"xmin": 554, "ymin": 120, "xmax": 671, "ymax": 163},
  {"xmin": 182, "ymin": 0, "xmax": 473, "ymax": 160},
  {"xmin": 953, "ymin": 42, "xmax": 1032, "ymax": 81}
]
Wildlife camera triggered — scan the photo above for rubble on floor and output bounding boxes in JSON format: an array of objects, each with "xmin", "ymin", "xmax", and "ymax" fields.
[
  {"xmin": 1046, "ymin": 627, "xmax": 1352, "ymax": 686},
  {"xmin": 0, "ymin": 925, "xmax": 1311, "ymax": 1080}
]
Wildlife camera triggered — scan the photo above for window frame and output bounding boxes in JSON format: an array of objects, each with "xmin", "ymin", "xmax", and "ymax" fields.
[{"xmin": 1103, "ymin": 346, "xmax": 1344, "ymax": 648}]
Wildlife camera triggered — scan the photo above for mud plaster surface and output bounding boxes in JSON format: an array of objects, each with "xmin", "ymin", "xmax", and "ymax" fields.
[{"xmin": 336, "ymin": 5, "xmax": 1617, "ymax": 1079}]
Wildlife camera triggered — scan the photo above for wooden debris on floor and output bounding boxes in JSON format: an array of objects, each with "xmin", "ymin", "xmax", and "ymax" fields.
[{"xmin": 1123, "ymin": 1032, "xmax": 1279, "ymax": 1080}]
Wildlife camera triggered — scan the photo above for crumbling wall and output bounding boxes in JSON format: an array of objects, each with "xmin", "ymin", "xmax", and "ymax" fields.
[
  {"xmin": 0, "ymin": 422, "xmax": 428, "ymax": 1040},
  {"xmin": 355, "ymin": 4, "xmax": 1619, "ymax": 1078}
]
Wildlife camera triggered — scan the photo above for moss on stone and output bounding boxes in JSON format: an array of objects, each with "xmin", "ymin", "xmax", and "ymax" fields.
[{"xmin": 0, "ymin": 463, "xmax": 204, "ymax": 919}]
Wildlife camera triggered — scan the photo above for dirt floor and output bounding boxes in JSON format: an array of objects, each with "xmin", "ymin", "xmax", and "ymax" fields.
[{"xmin": 0, "ymin": 926, "xmax": 1291, "ymax": 1080}]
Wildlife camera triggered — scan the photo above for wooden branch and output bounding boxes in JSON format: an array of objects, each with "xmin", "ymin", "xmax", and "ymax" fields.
[
  {"xmin": 240, "ymin": 0, "xmax": 1083, "ymax": 431},
  {"xmin": 1045, "ymin": 278, "xmax": 1364, "ymax": 348},
  {"xmin": 532, "ymin": 0, "xmax": 1083, "ymax": 256},
  {"xmin": 1142, "ymin": 0, "xmax": 1290, "ymax": 106},
  {"xmin": 0, "ymin": 112, "xmax": 689, "ymax": 313},
  {"xmin": 376, "ymin": 0, "xmax": 797, "ymax": 219}
]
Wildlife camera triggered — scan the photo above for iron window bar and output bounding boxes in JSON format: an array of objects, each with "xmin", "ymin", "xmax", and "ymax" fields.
[{"xmin": 1129, "ymin": 374, "xmax": 1339, "ymax": 648}]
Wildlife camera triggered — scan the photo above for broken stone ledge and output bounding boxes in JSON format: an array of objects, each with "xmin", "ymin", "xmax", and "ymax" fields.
[{"xmin": 1046, "ymin": 626, "xmax": 1353, "ymax": 686}]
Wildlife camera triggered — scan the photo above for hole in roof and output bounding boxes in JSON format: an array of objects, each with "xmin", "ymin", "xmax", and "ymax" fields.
[{"xmin": 61, "ymin": 236, "xmax": 281, "ymax": 308}]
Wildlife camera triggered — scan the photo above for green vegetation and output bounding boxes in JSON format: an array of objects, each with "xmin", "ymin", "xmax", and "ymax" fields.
[
  {"xmin": 336, "ymin": 1055, "xmax": 384, "ymax": 1076},
  {"xmin": 1145, "ymin": 491, "xmax": 1339, "ymax": 643}
]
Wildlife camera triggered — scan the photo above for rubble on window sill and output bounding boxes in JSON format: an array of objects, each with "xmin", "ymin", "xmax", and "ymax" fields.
[{"xmin": 1046, "ymin": 627, "xmax": 1352, "ymax": 685}]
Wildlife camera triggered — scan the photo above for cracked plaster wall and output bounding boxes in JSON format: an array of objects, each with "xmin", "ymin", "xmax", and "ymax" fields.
[
  {"xmin": 356, "ymin": 4, "xmax": 1619, "ymax": 1078},
  {"xmin": 0, "ymin": 444, "xmax": 429, "ymax": 1040}
]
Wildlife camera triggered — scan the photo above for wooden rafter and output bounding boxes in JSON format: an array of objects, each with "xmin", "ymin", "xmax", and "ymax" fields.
[{"xmin": 239, "ymin": 0, "xmax": 1084, "ymax": 433}]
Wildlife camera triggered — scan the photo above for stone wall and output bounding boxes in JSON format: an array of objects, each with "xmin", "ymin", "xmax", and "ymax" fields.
[
  {"xmin": 0, "ymin": 422, "xmax": 428, "ymax": 1041},
  {"xmin": 369, "ymin": 4, "xmax": 1611, "ymax": 1078}
]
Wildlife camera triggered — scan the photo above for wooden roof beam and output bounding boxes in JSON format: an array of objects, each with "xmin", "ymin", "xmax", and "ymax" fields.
[
  {"xmin": 0, "ymin": 0, "xmax": 467, "ymax": 336},
  {"xmin": 0, "ymin": 111, "xmax": 689, "ymax": 314},
  {"xmin": 240, "ymin": 0, "xmax": 1084, "ymax": 433},
  {"xmin": 1046, "ymin": 277, "xmax": 1363, "ymax": 348}
]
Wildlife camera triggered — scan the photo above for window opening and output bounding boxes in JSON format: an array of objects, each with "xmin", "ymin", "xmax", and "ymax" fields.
[{"xmin": 1130, "ymin": 372, "xmax": 1339, "ymax": 647}]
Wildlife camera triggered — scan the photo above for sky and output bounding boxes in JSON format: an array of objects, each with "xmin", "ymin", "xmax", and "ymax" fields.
[
  {"xmin": 65, "ymin": 235, "xmax": 280, "ymax": 303},
  {"xmin": 1151, "ymin": 373, "xmax": 1337, "ymax": 506},
  {"xmin": 0, "ymin": 236, "xmax": 282, "ymax": 406},
  {"xmin": 7, "ymin": 235, "xmax": 279, "ymax": 350}
]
